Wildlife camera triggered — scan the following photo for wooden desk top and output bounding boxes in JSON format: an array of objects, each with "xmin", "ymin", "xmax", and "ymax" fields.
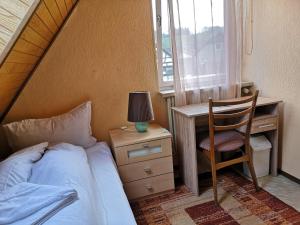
[{"xmin": 172, "ymin": 97, "xmax": 282, "ymax": 118}]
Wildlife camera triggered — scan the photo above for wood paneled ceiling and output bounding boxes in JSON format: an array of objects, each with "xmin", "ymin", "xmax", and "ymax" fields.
[
  {"xmin": 0, "ymin": 0, "xmax": 78, "ymax": 120},
  {"xmin": 0, "ymin": 0, "xmax": 40, "ymax": 64}
]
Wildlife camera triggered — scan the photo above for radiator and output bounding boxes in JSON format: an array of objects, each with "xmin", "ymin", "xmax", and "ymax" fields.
[{"xmin": 164, "ymin": 95, "xmax": 178, "ymax": 165}]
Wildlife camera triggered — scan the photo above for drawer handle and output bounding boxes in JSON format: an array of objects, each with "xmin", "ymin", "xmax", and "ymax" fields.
[
  {"xmin": 143, "ymin": 144, "xmax": 149, "ymax": 148},
  {"xmin": 145, "ymin": 185, "xmax": 153, "ymax": 191},
  {"xmin": 144, "ymin": 167, "xmax": 152, "ymax": 174},
  {"xmin": 258, "ymin": 124, "xmax": 274, "ymax": 129}
]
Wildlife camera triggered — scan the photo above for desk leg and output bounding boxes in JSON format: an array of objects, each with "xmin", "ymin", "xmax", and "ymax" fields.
[
  {"xmin": 271, "ymin": 104, "xmax": 280, "ymax": 176},
  {"xmin": 174, "ymin": 112, "xmax": 199, "ymax": 195},
  {"xmin": 266, "ymin": 104, "xmax": 280, "ymax": 176},
  {"xmin": 270, "ymin": 129, "xmax": 278, "ymax": 176}
]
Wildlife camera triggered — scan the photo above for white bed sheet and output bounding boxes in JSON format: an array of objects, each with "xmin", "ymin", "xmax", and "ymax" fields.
[{"xmin": 86, "ymin": 142, "xmax": 137, "ymax": 225}]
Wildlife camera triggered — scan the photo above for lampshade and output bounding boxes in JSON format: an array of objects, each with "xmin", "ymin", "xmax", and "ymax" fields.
[{"xmin": 128, "ymin": 91, "xmax": 154, "ymax": 122}]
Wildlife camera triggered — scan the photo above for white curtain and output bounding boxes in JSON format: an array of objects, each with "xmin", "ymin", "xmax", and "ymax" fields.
[{"xmin": 168, "ymin": 0, "xmax": 243, "ymax": 106}]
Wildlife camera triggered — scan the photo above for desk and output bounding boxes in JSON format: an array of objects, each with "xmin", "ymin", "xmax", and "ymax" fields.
[{"xmin": 172, "ymin": 97, "xmax": 282, "ymax": 195}]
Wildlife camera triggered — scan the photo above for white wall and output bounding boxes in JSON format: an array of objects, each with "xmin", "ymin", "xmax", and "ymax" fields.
[{"xmin": 243, "ymin": 0, "xmax": 300, "ymax": 179}]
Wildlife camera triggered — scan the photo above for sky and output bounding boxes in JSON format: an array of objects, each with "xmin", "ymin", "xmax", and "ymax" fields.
[{"xmin": 153, "ymin": 0, "xmax": 224, "ymax": 34}]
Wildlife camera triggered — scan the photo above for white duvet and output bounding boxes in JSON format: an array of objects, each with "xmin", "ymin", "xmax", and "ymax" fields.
[{"xmin": 0, "ymin": 142, "xmax": 136, "ymax": 225}]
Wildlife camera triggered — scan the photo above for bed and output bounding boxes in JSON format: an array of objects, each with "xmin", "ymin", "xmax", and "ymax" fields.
[
  {"xmin": 0, "ymin": 101, "xmax": 137, "ymax": 225},
  {"xmin": 0, "ymin": 142, "xmax": 137, "ymax": 225}
]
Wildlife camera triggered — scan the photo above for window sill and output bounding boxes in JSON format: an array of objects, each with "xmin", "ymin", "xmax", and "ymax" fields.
[
  {"xmin": 159, "ymin": 89, "xmax": 175, "ymax": 98},
  {"xmin": 159, "ymin": 81, "xmax": 254, "ymax": 99}
]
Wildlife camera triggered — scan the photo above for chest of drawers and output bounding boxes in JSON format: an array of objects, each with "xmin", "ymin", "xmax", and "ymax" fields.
[{"xmin": 109, "ymin": 124, "xmax": 175, "ymax": 200}]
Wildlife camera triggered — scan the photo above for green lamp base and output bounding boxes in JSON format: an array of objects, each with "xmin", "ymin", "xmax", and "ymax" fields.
[{"xmin": 135, "ymin": 122, "xmax": 149, "ymax": 132}]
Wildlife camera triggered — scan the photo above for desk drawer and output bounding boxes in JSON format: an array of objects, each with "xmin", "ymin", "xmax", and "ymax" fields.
[
  {"xmin": 124, "ymin": 173, "xmax": 174, "ymax": 200},
  {"xmin": 251, "ymin": 115, "xmax": 278, "ymax": 134},
  {"xmin": 118, "ymin": 156, "xmax": 173, "ymax": 182},
  {"xmin": 114, "ymin": 138, "xmax": 172, "ymax": 166}
]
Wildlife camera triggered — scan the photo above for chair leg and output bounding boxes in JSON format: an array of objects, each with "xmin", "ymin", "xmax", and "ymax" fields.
[
  {"xmin": 211, "ymin": 163, "xmax": 218, "ymax": 204},
  {"xmin": 247, "ymin": 147, "xmax": 260, "ymax": 191}
]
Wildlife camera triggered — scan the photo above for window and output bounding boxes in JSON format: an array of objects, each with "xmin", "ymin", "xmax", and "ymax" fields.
[
  {"xmin": 152, "ymin": 0, "xmax": 174, "ymax": 89},
  {"xmin": 152, "ymin": 0, "xmax": 225, "ymax": 91}
]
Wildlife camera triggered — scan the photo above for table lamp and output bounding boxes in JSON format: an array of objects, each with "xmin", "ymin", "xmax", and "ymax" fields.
[{"xmin": 128, "ymin": 91, "xmax": 154, "ymax": 132}]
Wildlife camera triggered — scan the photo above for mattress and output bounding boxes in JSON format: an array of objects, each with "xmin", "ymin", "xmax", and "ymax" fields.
[{"xmin": 86, "ymin": 142, "xmax": 137, "ymax": 225}]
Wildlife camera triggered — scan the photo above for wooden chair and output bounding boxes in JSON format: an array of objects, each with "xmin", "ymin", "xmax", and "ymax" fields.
[{"xmin": 198, "ymin": 90, "xmax": 260, "ymax": 204}]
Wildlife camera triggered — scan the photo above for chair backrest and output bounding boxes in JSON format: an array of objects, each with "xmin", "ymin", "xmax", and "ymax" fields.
[{"xmin": 208, "ymin": 90, "xmax": 259, "ymax": 149}]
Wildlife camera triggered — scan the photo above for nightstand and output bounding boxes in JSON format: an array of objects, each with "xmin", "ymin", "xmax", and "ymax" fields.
[{"xmin": 109, "ymin": 124, "xmax": 175, "ymax": 200}]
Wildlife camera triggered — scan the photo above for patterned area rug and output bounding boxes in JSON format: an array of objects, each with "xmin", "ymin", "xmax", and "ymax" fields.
[{"xmin": 131, "ymin": 171, "xmax": 300, "ymax": 225}]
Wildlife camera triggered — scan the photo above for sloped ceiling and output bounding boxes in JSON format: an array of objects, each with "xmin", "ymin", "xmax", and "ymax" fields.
[
  {"xmin": 0, "ymin": 0, "xmax": 78, "ymax": 120},
  {"xmin": 0, "ymin": 0, "xmax": 40, "ymax": 64}
]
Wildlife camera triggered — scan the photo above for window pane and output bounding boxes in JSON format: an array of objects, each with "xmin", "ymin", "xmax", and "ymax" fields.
[
  {"xmin": 194, "ymin": 0, "xmax": 224, "ymax": 76},
  {"xmin": 161, "ymin": 0, "xmax": 173, "ymax": 82},
  {"xmin": 174, "ymin": 0, "xmax": 224, "ymax": 80}
]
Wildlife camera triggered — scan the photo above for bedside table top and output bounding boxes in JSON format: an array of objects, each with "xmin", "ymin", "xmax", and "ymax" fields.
[{"xmin": 109, "ymin": 124, "xmax": 172, "ymax": 148}]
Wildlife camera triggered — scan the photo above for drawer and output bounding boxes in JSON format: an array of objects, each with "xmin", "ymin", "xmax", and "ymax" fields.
[
  {"xmin": 118, "ymin": 156, "xmax": 173, "ymax": 182},
  {"xmin": 114, "ymin": 138, "xmax": 172, "ymax": 166},
  {"xmin": 251, "ymin": 115, "xmax": 278, "ymax": 134},
  {"xmin": 124, "ymin": 173, "xmax": 174, "ymax": 200}
]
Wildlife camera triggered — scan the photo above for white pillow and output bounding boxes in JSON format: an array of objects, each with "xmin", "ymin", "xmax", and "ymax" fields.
[
  {"xmin": 0, "ymin": 142, "xmax": 48, "ymax": 192},
  {"xmin": 3, "ymin": 101, "xmax": 97, "ymax": 150}
]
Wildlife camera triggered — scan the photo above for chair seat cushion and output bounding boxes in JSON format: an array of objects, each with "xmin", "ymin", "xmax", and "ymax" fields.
[{"xmin": 199, "ymin": 130, "xmax": 245, "ymax": 152}]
